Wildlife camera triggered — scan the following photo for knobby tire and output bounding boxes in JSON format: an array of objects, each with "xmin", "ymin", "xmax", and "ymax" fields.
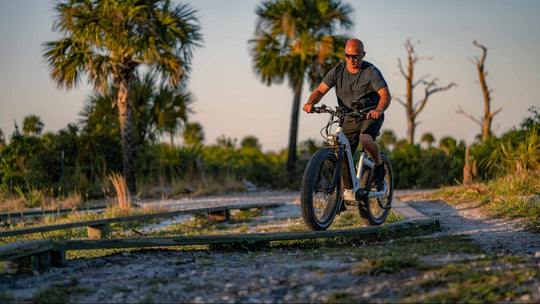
[
  {"xmin": 300, "ymin": 149, "xmax": 342, "ymax": 231},
  {"xmin": 358, "ymin": 153, "xmax": 393, "ymax": 226}
]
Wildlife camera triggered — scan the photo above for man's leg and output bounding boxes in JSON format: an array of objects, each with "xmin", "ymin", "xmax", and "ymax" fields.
[
  {"xmin": 359, "ymin": 134, "xmax": 381, "ymax": 165},
  {"xmin": 359, "ymin": 134, "xmax": 385, "ymax": 190}
]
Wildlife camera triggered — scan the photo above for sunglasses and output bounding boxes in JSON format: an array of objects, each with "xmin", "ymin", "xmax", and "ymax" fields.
[{"xmin": 345, "ymin": 52, "xmax": 364, "ymax": 60}]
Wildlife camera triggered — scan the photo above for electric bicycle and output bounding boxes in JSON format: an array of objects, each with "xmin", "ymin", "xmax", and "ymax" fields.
[{"xmin": 300, "ymin": 104, "xmax": 394, "ymax": 231}]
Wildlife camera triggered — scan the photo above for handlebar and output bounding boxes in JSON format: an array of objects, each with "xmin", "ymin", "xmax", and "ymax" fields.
[{"xmin": 311, "ymin": 104, "xmax": 376, "ymax": 119}]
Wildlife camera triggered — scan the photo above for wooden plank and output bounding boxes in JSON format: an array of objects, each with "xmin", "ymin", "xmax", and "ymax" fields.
[
  {"xmin": 54, "ymin": 218, "xmax": 438, "ymax": 251},
  {"xmin": 0, "ymin": 205, "xmax": 107, "ymax": 220},
  {"xmin": 0, "ymin": 239, "xmax": 54, "ymax": 261},
  {"xmin": 0, "ymin": 202, "xmax": 285, "ymax": 238}
]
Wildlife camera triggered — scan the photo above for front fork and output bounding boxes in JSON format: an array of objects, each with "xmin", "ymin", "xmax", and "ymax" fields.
[{"xmin": 329, "ymin": 147, "xmax": 344, "ymax": 195}]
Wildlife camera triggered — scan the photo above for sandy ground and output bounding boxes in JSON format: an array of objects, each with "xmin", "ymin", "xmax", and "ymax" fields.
[{"xmin": 1, "ymin": 190, "xmax": 539, "ymax": 303}]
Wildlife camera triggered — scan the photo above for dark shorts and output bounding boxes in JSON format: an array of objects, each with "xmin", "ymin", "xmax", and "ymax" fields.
[{"xmin": 342, "ymin": 115, "xmax": 384, "ymax": 153}]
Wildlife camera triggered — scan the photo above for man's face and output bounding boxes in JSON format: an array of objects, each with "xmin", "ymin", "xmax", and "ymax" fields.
[{"xmin": 344, "ymin": 46, "xmax": 364, "ymax": 69}]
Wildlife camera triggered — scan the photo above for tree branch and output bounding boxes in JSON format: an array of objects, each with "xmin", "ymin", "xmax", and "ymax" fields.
[
  {"xmin": 457, "ymin": 105, "xmax": 482, "ymax": 126},
  {"xmin": 487, "ymin": 107, "xmax": 502, "ymax": 120},
  {"xmin": 395, "ymin": 97, "xmax": 406, "ymax": 107},
  {"xmin": 413, "ymin": 79, "xmax": 457, "ymax": 118}
]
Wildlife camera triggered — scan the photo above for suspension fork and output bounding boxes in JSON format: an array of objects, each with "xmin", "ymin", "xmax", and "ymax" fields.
[{"xmin": 328, "ymin": 147, "xmax": 344, "ymax": 194}]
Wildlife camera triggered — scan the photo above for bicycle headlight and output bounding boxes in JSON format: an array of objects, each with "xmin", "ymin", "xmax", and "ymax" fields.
[{"xmin": 327, "ymin": 135, "xmax": 338, "ymax": 145}]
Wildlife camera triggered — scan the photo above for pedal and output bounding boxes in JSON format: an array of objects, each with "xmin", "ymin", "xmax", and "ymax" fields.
[{"xmin": 367, "ymin": 182, "xmax": 388, "ymax": 198}]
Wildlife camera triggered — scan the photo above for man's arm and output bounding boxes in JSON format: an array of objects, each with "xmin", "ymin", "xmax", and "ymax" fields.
[
  {"xmin": 303, "ymin": 82, "xmax": 331, "ymax": 113},
  {"xmin": 367, "ymin": 87, "xmax": 391, "ymax": 119}
]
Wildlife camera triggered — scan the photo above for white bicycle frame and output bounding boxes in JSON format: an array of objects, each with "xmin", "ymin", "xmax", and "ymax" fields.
[{"xmin": 332, "ymin": 124, "xmax": 387, "ymax": 200}]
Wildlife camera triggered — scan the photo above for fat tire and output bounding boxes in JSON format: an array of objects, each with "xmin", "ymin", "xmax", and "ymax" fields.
[
  {"xmin": 358, "ymin": 153, "xmax": 393, "ymax": 226},
  {"xmin": 300, "ymin": 149, "xmax": 342, "ymax": 231}
]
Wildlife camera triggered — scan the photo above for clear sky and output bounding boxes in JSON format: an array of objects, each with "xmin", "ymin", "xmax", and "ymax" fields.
[{"xmin": 1, "ymin": 0, "xmax": 539, "ymax": 152}]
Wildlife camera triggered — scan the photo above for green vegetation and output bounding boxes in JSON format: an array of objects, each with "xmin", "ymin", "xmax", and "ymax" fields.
[{"xmin": 1, "ymin": 102, "xmax": 537, "ymax": 225}]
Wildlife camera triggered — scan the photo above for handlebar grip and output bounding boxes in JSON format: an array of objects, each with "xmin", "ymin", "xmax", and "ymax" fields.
[{"xmin": 311, "ymin": 104, "xmax": 328, "ymax": 113}]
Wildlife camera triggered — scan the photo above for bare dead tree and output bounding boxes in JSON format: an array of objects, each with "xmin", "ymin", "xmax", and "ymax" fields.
[
  {"xmin": 396, "ymin": 39, "xmax": 457, "ymax": 144},
  {"xmin": 457, "ymin": 41, "xmax": 502, "ymax": 142}
]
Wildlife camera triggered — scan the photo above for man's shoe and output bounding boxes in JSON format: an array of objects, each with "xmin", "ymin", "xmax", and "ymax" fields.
[
  {"xmin": 339, "ymin": 200, "xmax": 347, "ymax": 212},
  {"xmin": 371, "ymin": 164, "xmax": 386, "ymax": 191}
]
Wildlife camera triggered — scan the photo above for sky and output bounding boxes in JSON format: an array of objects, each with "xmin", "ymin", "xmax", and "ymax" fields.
[{"xmin": 1, "ymin": 0, "xmax": 539, "ymax": 153}]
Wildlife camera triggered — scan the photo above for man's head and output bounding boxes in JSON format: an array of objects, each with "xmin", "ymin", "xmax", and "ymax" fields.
[{"xmin": 344, "ymin": 39, "xmax": 365, "ymax": 69}]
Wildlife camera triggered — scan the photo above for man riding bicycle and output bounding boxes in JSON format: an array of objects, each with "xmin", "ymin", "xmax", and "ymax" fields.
[{"xmin": 303, "ymin": 38, "xmax": 391, "ymax": 192}]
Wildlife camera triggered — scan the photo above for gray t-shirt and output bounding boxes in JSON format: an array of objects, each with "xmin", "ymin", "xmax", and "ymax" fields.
[{"xmin": 323, "ymin": 61, "xmax": 388, "ymax": 110}]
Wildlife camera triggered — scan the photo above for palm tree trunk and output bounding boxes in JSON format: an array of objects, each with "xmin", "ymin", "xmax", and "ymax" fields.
[
  {"xmin": 286, "ymin": 80, "xmax": 303, "ymax": 184},
  {"xmin": 116, "ymin": 77, "xmax": 136, "ymax": 194}
]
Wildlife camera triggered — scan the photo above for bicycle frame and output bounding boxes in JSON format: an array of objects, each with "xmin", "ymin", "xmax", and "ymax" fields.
[{"xmin": 323, "ymin": 109, "xmax": 387, "ymax": 201}]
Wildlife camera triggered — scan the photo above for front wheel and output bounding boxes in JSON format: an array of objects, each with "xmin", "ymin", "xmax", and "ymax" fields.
[
  {"xmin": 300, "ymin": 149, "xmax": 342, "ymax": 231},
  {"xmin": 358, "ymin": 153, "xmax": 393, "ymax": 226}
]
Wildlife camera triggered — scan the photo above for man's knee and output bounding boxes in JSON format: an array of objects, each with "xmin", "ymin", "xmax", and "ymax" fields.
[{"xmin": 359, "ymin": 134, "xmax": 374, "ymax": 146}]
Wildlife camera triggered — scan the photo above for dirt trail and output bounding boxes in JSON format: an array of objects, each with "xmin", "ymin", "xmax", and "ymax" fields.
[
  {"xmin": 396, "ymin": 191, "xmax": 540, "ymax": 256},
  {"xmin": 1, "ymin": 190, "xmax": 538, "ymax": 303}
]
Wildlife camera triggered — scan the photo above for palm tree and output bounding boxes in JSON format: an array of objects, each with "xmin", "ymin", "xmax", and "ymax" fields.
[
  {"xmin": 439, "ymin": 136, "xmax": 457, "ymax": 154},
  {"xmin": 79, "ymin": 91, "xmax": 118, "ymax": 136},
  {"xmin": 81, "ymin": 72, "xmax": 193, "ymax": 148},
  {"xmin": 250, "ymin": 0, "xmax": 353, "ymax": 182},
  {"xmin": 43, "ymin": 0, "xmax": 202, "ymax": 193},
  {"xmin": 22, "ymin": 115, "xmax": 45, "ymax": 136},
  {"xmin": 421, "ymin": 132, "xmax": 435, "ymax": 149},
  {"xmin": 153, "ymin": 82, "xmax": 194, "ymax": 148},
  {"xmin": 183, "ymin": 122, "xmax": 204, "ymax": 147}
]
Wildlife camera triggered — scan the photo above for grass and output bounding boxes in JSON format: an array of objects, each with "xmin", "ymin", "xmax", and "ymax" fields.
[
  {"xmin": 296, "ymin": 234, "xmax": 537, "ymax": 303},
  {"xmin": 109, "ymin": 173, "xmax": 131, "ymax": 211},
  {"xmin": 402, "ymin": 257, "xmax": 539, "ymax": 303},
  {"xmin": 138, "ymin": 173, "xmax": 247, "ymax": 199},
  {"xmin": 430, "ymin": 169, "xmax": 540, "ymax": 232}
]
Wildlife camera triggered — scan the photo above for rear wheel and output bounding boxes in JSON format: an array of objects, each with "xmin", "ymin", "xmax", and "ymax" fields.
[
  {"xmin": 358, "ymin": 153, "xmax": 393, "ymax": 225},
  {"xmin": 300, "ymin": 149, "xmax": 342, "ymax": 231}
]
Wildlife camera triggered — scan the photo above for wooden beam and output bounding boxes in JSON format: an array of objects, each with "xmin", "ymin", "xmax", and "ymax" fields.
[
  {"xmin": 0, "ymin": 239, "xmax": 53, "ymax": 261},
  {"xmin": 54, "ymin": 219, "xmax": 438, "ymax": 251},
  {"xmin": 0, "ymin": 202, "xmax": 284, "ymax": 238},
  {"xmin": 0, "ymin": 205, "xmax": 107, "ymax": 220}
]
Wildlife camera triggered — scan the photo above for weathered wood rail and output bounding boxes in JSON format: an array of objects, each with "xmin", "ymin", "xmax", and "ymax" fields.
[
  {"xmin": 0, "ymin": 202, "xmax": 284, "ymax": 238},
  {"xmin": 0, "ymin": 205, "xmax": 107, "ymax": 221},
  {"xmin": 54, "ymin": 218, "xmax": 438, "ymax": 251},
  {"xmin": 0, "ymin": 217, "xmax": 438, "ymax": 272}
]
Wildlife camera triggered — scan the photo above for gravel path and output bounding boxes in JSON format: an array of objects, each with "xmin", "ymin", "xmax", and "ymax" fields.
[
  {"xmin": 396, "ymin": 191, "xmax": 540, "ymax": 256},
  {"xmin": 1, "ymin": 190, "xmax": 538, "ymax": 303}
]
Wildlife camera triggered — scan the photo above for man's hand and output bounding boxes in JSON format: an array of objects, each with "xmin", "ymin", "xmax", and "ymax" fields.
[
  {"xmin": 303, "ymin": 102, "xmax": 314, "ymax": 113},
  {"xmin": 366, "ymin": 109, "xmax": 383, "ymax": 119}
]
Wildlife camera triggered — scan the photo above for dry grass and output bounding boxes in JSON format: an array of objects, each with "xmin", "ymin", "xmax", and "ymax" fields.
[
  {"xmin": 109, "ymin": 173, "xmax": 132, "ymax": 211},
  {"xmin": 138, "ymin": 173, "xmax": 246, "ymax": 199},
  {"xmin": 0, "ymin": 192, "xmax": 82, "ymax": 213},
  {"xmin": 0, "ymin": 198, "xmax": 26, "ymax": 213}
]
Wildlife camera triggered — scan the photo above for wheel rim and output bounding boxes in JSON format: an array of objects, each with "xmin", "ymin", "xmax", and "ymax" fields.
[{"xmin": 367, "ymin": 166, "xmax": 392, "ymax": 221}]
